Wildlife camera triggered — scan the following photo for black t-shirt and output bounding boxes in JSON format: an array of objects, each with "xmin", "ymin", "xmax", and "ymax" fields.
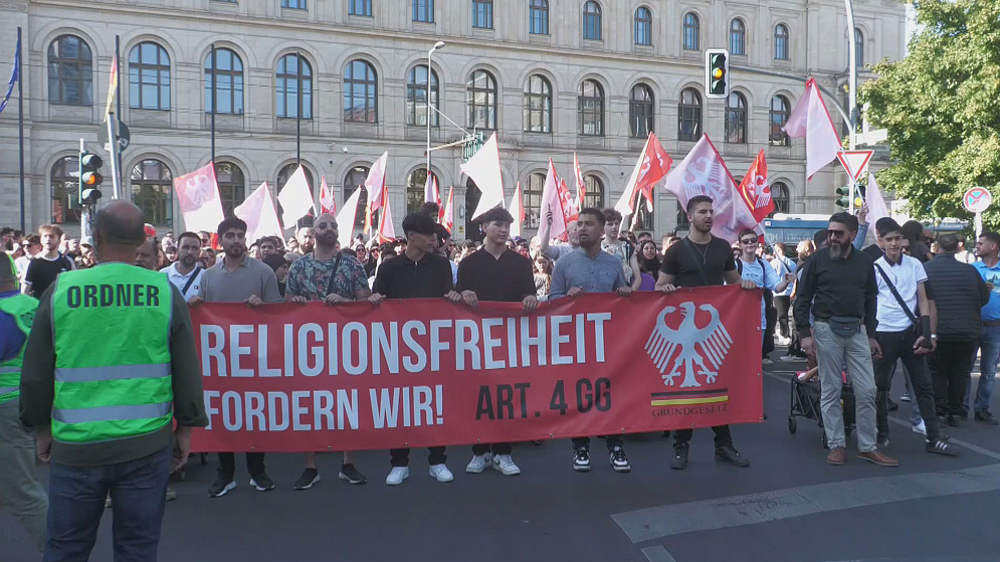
[
  {"xmin": 373, "ymin": 252, "xmax": 454, "ymax": 299},
  {"xmin": 660, "ymin": 237, "xmax": 736, "ymax": 287},
  {"xmin": 862, "ymin": 243, "xmax": 884, "ymax": 262},
  {"xmin": 24, "ymin": 254, "xmax": 75, "ymax": 299},
  {"xmin": 456, "ymin": 248, "xmax": 536, "ymax": 302}
]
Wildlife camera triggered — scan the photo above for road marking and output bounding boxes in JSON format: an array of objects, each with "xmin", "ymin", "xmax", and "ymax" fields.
[
  {"xmin": 640, "ymin": 545, "xmax": 677, "ymax": 562},
  {"xmin": 613, "ymin": 463, "xmax": 1000, "ymax": 543}
]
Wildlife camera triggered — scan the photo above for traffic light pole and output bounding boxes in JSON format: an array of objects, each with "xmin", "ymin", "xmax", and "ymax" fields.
[{"xmin": 845, "ymin": 0, "xmax": 858, "ymax": 215}]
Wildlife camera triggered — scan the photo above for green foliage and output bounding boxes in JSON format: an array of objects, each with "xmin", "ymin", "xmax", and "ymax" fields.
[{"xmin": 860, "ymin": 0, "xmax": 1000, "ymax": 226}]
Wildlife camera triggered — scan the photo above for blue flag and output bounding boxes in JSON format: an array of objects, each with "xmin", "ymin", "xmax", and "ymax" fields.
[{"xmin": 0, "ymin": 37, "xmax": 20, "ymax": 115}]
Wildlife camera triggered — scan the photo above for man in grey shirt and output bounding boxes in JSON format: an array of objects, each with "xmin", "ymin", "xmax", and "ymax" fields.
[
  {"xmin": 190, "ymin": 217, "xmax": 282, "ymax": 497},
  {"xmin": 548, "ymin": 208, "xmax": 633, "ymax": 473}
]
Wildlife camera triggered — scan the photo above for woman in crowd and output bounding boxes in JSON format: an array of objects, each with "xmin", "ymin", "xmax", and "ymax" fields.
[
  {"xmin": 263, "ymin": 254, "xmax": 290, "ymax": 297},
  {"xmin": 533, "ymin": 255, "xmax": 553, "ymax": 300},
  {"xmin": 637, "ymin": 240, "xmax": 660, "ymax": 292}
]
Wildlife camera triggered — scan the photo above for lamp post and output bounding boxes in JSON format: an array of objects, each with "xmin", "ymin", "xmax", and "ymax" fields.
[
  {"xmin": 426, "ymin": 41, "xmax": 445, "ymax": 183},
  {"xmin": 845, "ymin": 0, "xmax": 858, "ymax": 213}
]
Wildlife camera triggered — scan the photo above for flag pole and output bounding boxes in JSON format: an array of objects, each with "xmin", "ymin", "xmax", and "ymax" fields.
[
  {"xmin": 17, "ymin": 27, "xmax": 25, "ymax": 232},
  {"xmin": 115, "ymin": 35, "xmax": 123, "ymax": 195},
  {"xmin": 296, "ymin": 52, "xmax": 301, "ymax": 166},
  {"xmin": 210, "ymin": 44, "xmax": 216, "ymax": 173}
]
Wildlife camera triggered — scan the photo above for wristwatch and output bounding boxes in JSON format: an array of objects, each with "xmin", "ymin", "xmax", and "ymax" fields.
[{"xmin": 930, "ymin": 334, "xmax": 938, "ymax": 340}]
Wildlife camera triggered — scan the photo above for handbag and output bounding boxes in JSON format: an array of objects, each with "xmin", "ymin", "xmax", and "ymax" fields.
[{"xmin": 827, "ymin": 316, "xmax": 862, "ymax": 337}]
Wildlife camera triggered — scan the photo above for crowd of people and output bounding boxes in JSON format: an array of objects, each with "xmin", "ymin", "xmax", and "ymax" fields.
[{"xmin": 1, "ymin": 196, "xmax": 999, "ymax": 559}]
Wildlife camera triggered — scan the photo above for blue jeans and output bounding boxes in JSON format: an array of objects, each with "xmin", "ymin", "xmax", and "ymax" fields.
[
  {"xmin": 45, "ymin": 442, "xmax": 171, "ymax": 562},
  {"xmin": 967, "ymin": 325, "xmax": 1000, "ymax": 414}
]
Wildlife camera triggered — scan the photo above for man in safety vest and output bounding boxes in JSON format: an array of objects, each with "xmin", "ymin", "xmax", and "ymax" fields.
[
  {"xmin": 20, "ymin": 200, "xmax": 208, "ymax": 561},
  {"xmin": 0, "ymin": 253, "xmax": 47, "ymax": 552}
]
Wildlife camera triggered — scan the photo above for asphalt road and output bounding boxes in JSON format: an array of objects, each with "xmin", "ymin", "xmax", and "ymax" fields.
[{"xmin": 5, "ymin": 349, "xmax": 1000, "ymax": 562}]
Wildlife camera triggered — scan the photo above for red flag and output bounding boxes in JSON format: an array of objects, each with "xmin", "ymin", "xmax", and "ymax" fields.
[
  {"xmin": 613, "ymin": 133, "xmax": 672, "ymax": 217},
  {"xmin": 573, "ymin": 152, "xmax": 586, "ymax": 209},
  {"xmin": 442, "ymin": 186, "xmax": 454, "ymax": 234},
  {"xmin": 557, "ymin": 177, "xmax": 578, "ymax": 222},
  {"xmin": 738, "ymin": 150, "xmax": 774, "ymax": 223},
  {"xmin": 319, "ymin": 176, "xmax": 336, "ymax": 214}
]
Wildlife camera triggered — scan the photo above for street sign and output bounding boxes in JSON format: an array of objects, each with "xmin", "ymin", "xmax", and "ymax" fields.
[
  {"xmin": 836, "ymin": 150, "xmax": 874, "ymax": 182},
  {"xmin": 99, "ymin": 120, "xmax": 131, "ymax": 153},
  {"xmin": 963, "ymin": 187, "xmax": 992, "ymax": 213},
  {"xmin": 462, "ymin": 132, "xmax": 484, "ymax": 162}
]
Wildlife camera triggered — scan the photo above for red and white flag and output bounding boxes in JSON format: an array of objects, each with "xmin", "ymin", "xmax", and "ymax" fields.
[
  {"xmin": 377, "ymin": 196, "xmax": 396, "ymax": 243},
  {"xmin": 508, "ymin": 181, "xmax": 525, "ymax": 238},
  {"xmin": 614, "ymin": 133, "xmax": 672, "ymax": 217},
  {"xmin": 460, "ymin": 132, "xmax": 505, "ymax": 219},
  {"xmin": 557, "ymin": 177, "xmax": 578, "ymax": 222},
  {"xmin": 235, "ymin": 182, "xmax": 283, "ymax": 244},
  {"xmin": 539, "ymin": 159, "xmax": 568, "ymax": 240},
  {"xmin": 782, "ymin": 78, "xmax": 842, "ymax": 180},
  {"xmin": 277, "ymin": 165, "xmax": 316, "ymax": 227},
  {"xmin": 365, "ymin": 152, "xmax": 389, "ymax": 212},
  {"xmin": 174, "ymin": 162, "xmax": 225, "ymax": 233},
  {"xmin": 573, "ymin": 152, "xmax": 586, "ymax": 210},
  {"xmin": 337, "ymin": 186, "xmax": 363, "ymax": 249},
  {"xmin": 738, "ymin": 150, "xmax": 774, "ymax": 223},
  {"xmin": 663, "ymin": 134, "xmax": 760, "ymax": 243},
  {"xmin": 319, "ymin": 176, "xmax": 336, "ymax": 214},
  {"xmin": 442, "ymin": 186, "xmax": 454, "ymax": 234}
]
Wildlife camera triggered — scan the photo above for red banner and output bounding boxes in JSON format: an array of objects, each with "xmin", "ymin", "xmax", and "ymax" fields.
[{"xmin": 189, "ymin": 287, "xmax": 763, "ymax": 452}]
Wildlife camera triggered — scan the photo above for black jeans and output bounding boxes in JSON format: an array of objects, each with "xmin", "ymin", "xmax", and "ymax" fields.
[
  {"xmin": 928, "ymin": 339, "xmax": 978, "ymax": 417},
  {"xmin": 217, "ymin": 452, "xmax": 265, "ymax": 478},
  {"xmin": 667, "ymin": 425, "xmax": 733, "ymax": 449},
  {"xmin": 774, "ymin": 296, "xmax": 792, "ymax": 339},
  {"xmin": 472, "ymin": 443, "xmax": 512, "ymax": 456},
  {"xmin": 873, "ymin": 330, "xmax": 939, "ymax": 441},
  {"xmin": 571, "ymin": 436, "xmax": 622, "ymax": 450},
  {"xmin": 390, "ymin": 447, "xmax": 446, "ymax": 467}
]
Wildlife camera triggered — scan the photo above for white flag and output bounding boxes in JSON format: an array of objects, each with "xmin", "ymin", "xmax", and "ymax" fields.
[
  {"xmin": 539, "ymin": 159, "xmax": 567, "ymax": 241},
  {"xmin": 174, "ymin": 162, "xmax": 225, "ymax": 233},
  {"xmin": 337, "ymin": 186, "xmax": 363, "ymax": 249},
  {"xmin": 866, "ymin": 173, "xmax": 890, "ymax": 228},
  {"xmin": 460, "ymin": 133, "xmax": 505, "ymax": 220},
  {"xmin": 235, "ymin": 182, "xmax": 283, "ymax": 244},
  {"xmin": 782, "ymin": 78, "xmax": 842, "ymax": 180},
  {"xmin": 378, "ymin": 196, "xmax": 396, "ymax": 242},
  {"xmin": 277, "ymin": 165, "xmax": 315, "ymax": 227},
  {"xmin": 365, "ymin": 152, "xmax": 389, "ymax": 212},
  {"xmin": 508, "ymin": 181, "xmax": 525, "ymax": 239}
]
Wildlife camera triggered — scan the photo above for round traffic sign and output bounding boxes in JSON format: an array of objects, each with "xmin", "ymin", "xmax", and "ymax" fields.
[{"xmin": 963, "ymin": 187, "xmax": 992, "ymax": 213}]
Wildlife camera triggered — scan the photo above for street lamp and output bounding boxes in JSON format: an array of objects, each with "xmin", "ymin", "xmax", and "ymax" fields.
[{"xmin": 426, "ymin": 41, "xmax": 446, "ymax": 191}]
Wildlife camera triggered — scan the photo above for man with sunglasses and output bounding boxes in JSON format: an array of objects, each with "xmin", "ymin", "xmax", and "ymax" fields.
[{"xmin": 795, "ymin": 212, "xmax": 897, "ymax": 467}]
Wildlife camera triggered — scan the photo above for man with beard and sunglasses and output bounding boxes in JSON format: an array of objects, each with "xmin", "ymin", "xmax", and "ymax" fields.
[
  {"xmin": 285, "ymin": 213, "xmax": 371, "ymax": 490},
  {"xmin": 795, "ymin": 212, "xmax": 897, "ymax": 467},
  {"xmin": 190, "ymin": 217, "xmax": 283, "ymax": 497}
]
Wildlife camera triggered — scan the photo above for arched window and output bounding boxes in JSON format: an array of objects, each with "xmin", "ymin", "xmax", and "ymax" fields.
[
  {"xmin": 131, "ymin": 159, "xmax": 173, "ymax": 225},
  {"xmin": 683, "ymin": 13, "xmax": 700, "ymax": 51},
  {"xmin": 770, "ymin": 95, "xmax": 790, "ymax": 146},
  {"xmin": 407, "ymin": 65, "xmax": 439, "ymax": 127},
  {"xmin": 413, "ymin": 0, "xmax": 434, "ymax": 22},
  {"xmin": 349, "ymin": 0, "xmax": 372, "ymax": 16},
  {"xmin": 678, "ymin": 88, "xmax": 702, "ymax": 141},
  {"xmin": 729, "ymin": 19, "xmax": 746, "ymax": 56},
  {"xmin": 472, "ymin": 0, "xmax": 493, "ymax": 29},
  {"xmin": 467, "ymin": 69, "xmax": 497, "ymax": 130},
  {"xmin": 215, "ymin": 161, "xmax": 246, "ymax": 217},
  {"xmin": 344, "ymin": 60, "xmax": 378, "ymax": 123},
  {"xmin": 583, "ymin": 1, "xmax": 602, "ymax": 41},
  {"xmin": 278, "ymin": 163, "xmax": 314, "ymax": 192},
  {"xmin": 854, "ymin": 28, "xmax": 864, "ymax": 68},
  {"xmin": 525, "ymin": 172, "xmax": 546, "ymax": 229},
  {"xmin": 676, "ymin": 201, "xmax": 689, "ymax": 227},
  {"xmin": 578, "ymin": 79, "xmax": 604, "ymax": 136},
  {"xmin": 50, "ymin": 157, "xmax": 82, "ymax": 224},
  {"xmin": 634, "ymin": 7, "xmax": 652, "ymax": 46},
  {"xmin": 725, "ymin": 92, "xmax": 747, "ymax": 144},
  {"xmin": 48, "ymin": 35, "xmax": 93, "ymax": 106},
  {"xmin": 771, "ymin": 182, "xmax": 790, "ymax": 215},
  {"xmin": 406, "ymin": 169, "xmax": 436, "ymax": 215},
  {"xmin": 629, "ymin": 84, "xmax": 654, "ymax": 138},
  {"xmin": 529, "ymin": 0, "xmax": 549, "ymax": 35},
  {"xmin": 129, "ymin": 42, "xmax": 170, "ymax": 111},
  {"xmin": 276, "ymin": 54, "xmax": 312, "ymax": 119},
  {"xmin": 523, "ymin": 75, "xmax": 552, "ymax": 133},
  {"xmin": 774, "ymin": 24, "xmax": 789, "ymax": 60},
  {"xmin": 205, "ymin": 48, "xmax": 244, "ymax": 115},
  {"xmin": 344, "ymin": 166, "xmax": 370, "ymax": 227},
  {"xmin": 583, "ymin": 175, "xmax": 604, "ymax": 209}
]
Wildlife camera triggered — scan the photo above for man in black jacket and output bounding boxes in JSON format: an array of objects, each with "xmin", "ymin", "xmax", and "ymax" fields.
[{"xmin": 923, "ymin": 234, "xmax": 990, "ymax": 426}]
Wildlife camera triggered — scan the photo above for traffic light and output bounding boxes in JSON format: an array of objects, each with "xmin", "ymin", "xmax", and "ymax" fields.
[
  {"xmin": 835, "ymin": 187, "xmax": 864, "ymax": 209},
  {"xmin": 78, "ymin": 151, "xmax": 103, "ymax": 204},
  {"xmin": 705, "ymin": 49, "xmax": 730, "ymax": 99}
]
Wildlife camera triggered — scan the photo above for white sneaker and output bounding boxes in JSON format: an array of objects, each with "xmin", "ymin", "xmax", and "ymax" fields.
[
  {"xmin": 912, "ymin": 420, "xmax": 927, "ymax": 435},
  {"xmin": 385, "ymin": 467, "xmax": 409, "ymax": 486},
  {"xmin": 466, "ymin": 453, "xmax": 491, "ymax": 474},
  {"xmin": 429, "ymin": 464, "xmax": 454, "ymax": 483},
  {"xmin": 780, "ymin": 355, "xmax": 806, "ymax": 362},
  {"xmin": 492, "ymin": 454, "xmax": 521, "ymax": 476},
  {"xmin": 762, "ymin": 358, "xmax": 774, "ymax": 366}
]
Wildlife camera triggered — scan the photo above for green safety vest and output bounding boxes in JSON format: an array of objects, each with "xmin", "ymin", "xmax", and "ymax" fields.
[
  {"xmin": 50, "ymin": 263, "xmax": 174, "ymax": 444},
  {"xmin": 0, "ymin": 293, "xmax": 39, "ymax": 405}
]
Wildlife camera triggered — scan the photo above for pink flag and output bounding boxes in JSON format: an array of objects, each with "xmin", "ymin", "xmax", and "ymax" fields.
[
  {"xmin": 377, "ymin": 196, "xmax": 396, "ymax": 243},
  {"xmin": 782, "ymin": 78, "xmax": 842, "ymax": 180},
  {"xmin": 277, "ymin": 165, "xmax": 315, "ymax": 227},
  {"xmin": 442, "ymin": 186, "xmax": 454, "ymax": 234},
  {"xmin": 235, "ymin": 182, "xmax": 283, "ymax": 244},
  {"xmin": 424, "ymin": 172, "xmax": 441, "ymax": 206},
  {"xmin": 365, "ymin": 152, "xmax": 389, "ymax": 212},
  {"xmin": 174, "ymin": 162, "xmax": 225, "ymax": 233},
  {"xmin": 573, "ymin": 152, "xmax": 586, "ymax": 209},
  {"xmin": 866, "ymin": 172, "xmax": 890, "ymax": 228},
  {"xmin": 460, "ymin": 133, "xmax": 505, "ymax": 219},
  {"xmin": 319, "ymin": 176, "xmax": 336, "ymax": 214},
  {"xmin": 539, "ymin": 159, "xmax": 568, "ymax": 240},
  {"xmin": 336, "ymin": 186, "xmax": 363, "ymax": 249},
  {"xmin": 508, "ymin": 181, "xmax": 525, "ymax": 238},
  {"xmin": 663, "ymin": 134, "xmax": 759, "ymax": 243}
]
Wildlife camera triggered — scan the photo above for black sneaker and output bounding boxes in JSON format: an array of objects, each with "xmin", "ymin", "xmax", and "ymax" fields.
[
  {"xmin": 339, "ymin": 463, "xmax": 368, "ymax": 484},
  {"xmin": 926, "ymin": 438, "xmax": 960, "ymax": 456},
  {"xmin": 249, "ymin": 472, "xmax": 275, "ymax": 492},
  {"xmin": 572, "ymin": 447, "xmax": 591, "ymax": 472},
  {"xmin": 609, "ymin": 445, "xmax": 631, "ymax": 473},
  {"xmin": 715, "ymin": 445, "xmax": 751, "ymax": 467},
  {"xmin": 975, "ymin": 411, "xmax": 1000, "ymax": 426},
  {"xmin": 208, "ymin": 475, "xmax": 236, "ymax": 498},
  {"xmin": 877, "ymin": 436, "xmax": 890, "ymax": 449},
  {"xmin": 671, "ymin": 446, "xmax": 689, "ymax": 470},
  {"xmin": 294, "ymin": 468, "xmax": 320, "ymax": 490},
  {"xmin": 947, "ymin": 415, "xmax": 962, "ymax": 428},
  {"xmin": 887, "ymin": 398, "xmax": 899, "ymax": 411}
]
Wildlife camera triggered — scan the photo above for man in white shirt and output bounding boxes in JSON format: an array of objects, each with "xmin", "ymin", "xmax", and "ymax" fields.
[
  {"xmin": 871, "ymin": 219, "xmax": 956, "ymax": 457},
  {"xmin": 160, "ymin": 231, "xmax": 204, "ymax": 302},
  {"xmin": 13, "ymin": 234, "xmax": 41, "ymax": 281}
]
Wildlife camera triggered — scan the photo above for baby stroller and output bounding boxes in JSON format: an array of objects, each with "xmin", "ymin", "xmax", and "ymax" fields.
[{"xmin": 788, "ymin": 368, "xmax": 856, "ymax": 449}]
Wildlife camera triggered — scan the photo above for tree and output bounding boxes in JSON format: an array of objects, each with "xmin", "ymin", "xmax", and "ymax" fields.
[{"xmin": 861, "ymin": 0, "xmax": 1000, "ymax": 226}]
